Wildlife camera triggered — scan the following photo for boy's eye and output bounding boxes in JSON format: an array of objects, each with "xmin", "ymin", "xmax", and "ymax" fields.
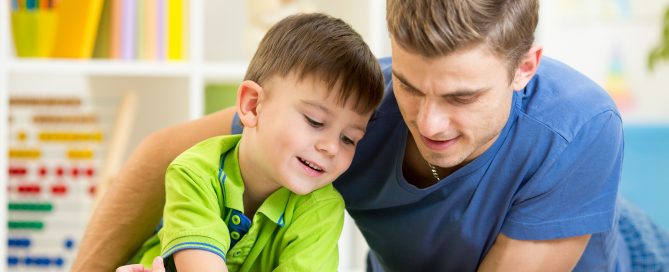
[
  {"xmin": 305, "ymin": 115, "xmax": 323, "ymax": 128},
  {"xmin": 341, "ymin": 135, "xmax": 355, "ymax": 146}
]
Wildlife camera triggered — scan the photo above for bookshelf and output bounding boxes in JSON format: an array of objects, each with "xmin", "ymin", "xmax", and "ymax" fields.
[{"xmin": 2, "ymin": 0, "xmax": 388, "ymax": 271}]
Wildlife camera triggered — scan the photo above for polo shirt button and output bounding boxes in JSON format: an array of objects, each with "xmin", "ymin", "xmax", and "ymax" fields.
[
  {"xmin": 233, "ymin": 250, "xmax": 241, "ymax": 257},
  {"xmin": 232, "ymin": 215, "xmax": 241, "ymax": 225},
  {"xmin": 230, "ymin": 231, "xmax": 241, "ymax": 240}
]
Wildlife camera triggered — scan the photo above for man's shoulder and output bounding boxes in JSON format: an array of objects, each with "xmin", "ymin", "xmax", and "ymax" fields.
[{"xmin": 520, "ymin": 57, "xmax": 621, "ymax": 142}]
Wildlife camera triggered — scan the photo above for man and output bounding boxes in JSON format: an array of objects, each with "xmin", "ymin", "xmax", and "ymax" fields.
[{"xmin": 76, "ymin": 1, "xmax": 669, "ymax": 271}]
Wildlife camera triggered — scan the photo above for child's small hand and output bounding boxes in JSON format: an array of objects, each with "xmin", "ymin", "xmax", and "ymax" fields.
[{"xmin": 115, "ymin": 257, "xmax": 165, "ymax": 272}]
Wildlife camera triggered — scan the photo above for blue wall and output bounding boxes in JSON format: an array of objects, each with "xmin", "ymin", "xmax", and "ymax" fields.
[{"xmin": 619, "ymin": 126, "xmax": 669, "ymax": 229}]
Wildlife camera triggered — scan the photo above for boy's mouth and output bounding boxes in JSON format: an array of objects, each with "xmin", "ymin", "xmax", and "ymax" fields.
[{"xmin": 297, "ymin": 157, "xmax": 324, "ymax": 172}]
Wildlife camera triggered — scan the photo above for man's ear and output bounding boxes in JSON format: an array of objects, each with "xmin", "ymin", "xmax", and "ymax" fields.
[
  {"xmin": 237, "ymin": 80, "xmax": 264, "ymax": 128},
  {"xmin": 511, "ymin": 45, "xmax": 543, "ymax": 91}
]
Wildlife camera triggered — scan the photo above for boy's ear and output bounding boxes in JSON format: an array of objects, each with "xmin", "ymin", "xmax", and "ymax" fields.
[
  {"xmin": 511, "ymin": 45, "xmax": 543, "ymax": 91},
  {"xmin": 237, "ymin": 80, "xmax": 264, "ymax": 128}
]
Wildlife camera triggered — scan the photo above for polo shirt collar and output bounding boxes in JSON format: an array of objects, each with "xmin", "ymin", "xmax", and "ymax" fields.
[{"xmin": 221, "ymin": 138, "xmax": 289, "ymax": 227}]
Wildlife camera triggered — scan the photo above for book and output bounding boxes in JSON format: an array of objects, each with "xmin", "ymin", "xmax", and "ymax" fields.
[
  {"xmin": 120, "ymin": 0, "xmax": 136, "ymax": 60},
  {"xmin": 166, "ymin": 0, "xmax": 185, "ymax": 60},
  {"xmin": 51, "ymin": 0, "xmax": 104, "ymax": 58},
  {"xmin": 92, "ymin": 0, "xmax": 112, "ymax": 58},
  {"xmin": 143, "ymin": 0, "xmax": 158, "ymax": 60},
  {"xmin": 110, "ymin": 0, "xmax": 121, "ymax": 58}
]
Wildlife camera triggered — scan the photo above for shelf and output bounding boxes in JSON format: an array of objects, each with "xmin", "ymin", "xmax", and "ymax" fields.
[
  {"xmin": 7, "ymin": 59, "xmax": 251, "ymax": 80},
  {"xmin": 8, "ymin": 59, "xmax": 193, "ymax": 76},
  {"xmin": 202, "ymin": 61, "xmax": 248, "ymax": 80}
]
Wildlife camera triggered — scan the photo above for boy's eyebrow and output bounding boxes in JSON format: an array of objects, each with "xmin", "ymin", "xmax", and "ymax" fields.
[
  {"xmin": 391, "ymin": 69, "xmax": 489, "ymax": 97},
  {"xmin": 301, "ymin": 100, "xmax": 367, "ymax": 133},
  {"xmin": 302, "ymin": 100, "xmax": 332, "ymax": 114}
]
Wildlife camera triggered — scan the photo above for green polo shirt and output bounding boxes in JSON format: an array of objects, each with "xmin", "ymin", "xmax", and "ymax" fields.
[{"xmin": 131, "ymin": 135, "xmax": 344, "ymax": 271}]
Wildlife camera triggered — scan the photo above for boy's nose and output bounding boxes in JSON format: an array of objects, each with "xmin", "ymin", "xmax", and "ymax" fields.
[{"xmin": 316, "ymin": 136, "xmax": 339, "ymax": 157}]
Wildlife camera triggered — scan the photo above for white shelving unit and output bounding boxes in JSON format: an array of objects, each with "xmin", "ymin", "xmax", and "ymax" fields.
[
  {"xmin": 2, "ymin": 0, "xmax": 389, "ymax": 271},
  {"xmin": 1, "ymin": 0, "xmax": 11, "ymax": 268}
]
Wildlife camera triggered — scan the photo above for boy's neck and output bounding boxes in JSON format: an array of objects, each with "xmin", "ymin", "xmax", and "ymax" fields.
[{"xmin": 237, "ymin": 137, "xmax": 281, "ymax": 218}]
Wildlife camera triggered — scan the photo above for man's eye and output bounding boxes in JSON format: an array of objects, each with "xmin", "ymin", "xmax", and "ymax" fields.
[
  {"xmin": 399, "ymin": 83, "xmax": 420, "ymax": 95},
  {"xmin": 395, "ymin": 80, "xmax": 417, "ymax": 94},
  {"xmin": 452, "ymin": 96, "xmax": 477, "ymax": 105},
  {"xmin": 305, "ymin": 115, "xmax": 323, "ymax": 128}
]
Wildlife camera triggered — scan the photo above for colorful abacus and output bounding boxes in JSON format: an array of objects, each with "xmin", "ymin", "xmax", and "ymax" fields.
[{"xmin": 7, "ymin": 95, "xmax": 117, "ymax": 271}]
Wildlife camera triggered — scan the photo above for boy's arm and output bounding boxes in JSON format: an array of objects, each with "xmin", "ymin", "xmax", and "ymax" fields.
[
  {"xmin": 73, "ymin": 108, "xmax": 236, "ymax": 272},
  {"xmin": 174, "ymin": 249, "xmax": 229, "ymax": 272}
]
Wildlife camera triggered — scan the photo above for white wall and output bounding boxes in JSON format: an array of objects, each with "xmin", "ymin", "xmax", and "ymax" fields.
[{"xmin": 539, "ymin": 0, "xmax": 669, "ymax": 123}]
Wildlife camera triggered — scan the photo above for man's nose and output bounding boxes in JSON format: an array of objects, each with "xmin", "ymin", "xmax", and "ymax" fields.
[{"xmin": 416, "ymin": 99, "xmax": 450, "ymax": 138}]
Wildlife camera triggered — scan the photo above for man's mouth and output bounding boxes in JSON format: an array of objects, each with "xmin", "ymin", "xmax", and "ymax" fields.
[{"xmin": 420, "ymin": 135, "xmax": 459, "ymax": 151}]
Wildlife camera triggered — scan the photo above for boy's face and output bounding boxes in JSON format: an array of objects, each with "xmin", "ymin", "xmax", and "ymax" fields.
[
  {"xmin": 245, "ymin": 73, "xmax": 371, "ymax": 195},
  {"xmin": 391, "ymin": 41, "xmax": 516, "ymax": 173}
]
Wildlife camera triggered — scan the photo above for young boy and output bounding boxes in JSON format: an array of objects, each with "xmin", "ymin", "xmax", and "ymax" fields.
[{"xmin": 119, "ymin": 13, "xmax": 384, "ymax": 272}]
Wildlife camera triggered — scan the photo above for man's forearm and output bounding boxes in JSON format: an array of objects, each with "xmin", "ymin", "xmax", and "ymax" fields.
[
  {"xmin": 73, "ymin": 108, "xmax": 237, "ymax": 271},
  {"xmin": 73, "ymin": 132, "xmax": 170, "ymax": 271},
  {"xmin": 478, "ymin": 233, "xmax": 590, "ymax": 272}
]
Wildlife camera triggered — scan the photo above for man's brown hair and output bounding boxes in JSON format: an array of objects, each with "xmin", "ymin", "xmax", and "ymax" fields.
[
  {"xmin": 245, "ymin": 13, "xmax": 384, "ymax": 114},
  {"xmin": 387, "ymin": 0, "xmax": 539, "ymax": 79}
]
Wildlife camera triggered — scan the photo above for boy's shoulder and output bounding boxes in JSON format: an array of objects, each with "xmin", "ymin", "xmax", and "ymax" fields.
[
  {"xmin": 170, "ymin": 134, "xmax": 242, "ymax": 171},
  {"xmin": 304, "ymin": 184, "xmax": 343, "ymax": 202},
  {"xmin": 289, "ymin": 184, "xmax": 344, "ymax": 212}
]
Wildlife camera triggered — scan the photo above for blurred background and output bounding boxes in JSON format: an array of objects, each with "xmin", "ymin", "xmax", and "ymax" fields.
[{"xmin": 1, "ymin": 0, "xmax": 668, "ymax": 271}]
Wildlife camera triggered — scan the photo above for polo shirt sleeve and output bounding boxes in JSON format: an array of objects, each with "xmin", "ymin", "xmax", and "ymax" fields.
[
  {"xmin": 158, "ymin": 163, "xmax": 231, "ymax": 262},
  {"xmin": 502, "ymin": 110, "xmax": 624, "ymax": 240},
  {"xmin": 275, "ymin": 192, "xmax": 345, "ymax": 271}
]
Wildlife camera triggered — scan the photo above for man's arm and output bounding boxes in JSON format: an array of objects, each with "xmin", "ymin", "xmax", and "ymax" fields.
[
  {"xmin": 478, "ymin": 233, "xmax": 590, "ymax": 271},
  {"xmin": 73, "ymin": 107, "xmax": 237, "ymax": 272}
]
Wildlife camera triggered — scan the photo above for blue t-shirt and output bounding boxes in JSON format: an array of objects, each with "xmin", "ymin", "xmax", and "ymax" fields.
[
  {"xmin": 334, "ymin": 57, "xmax": 626, "ymax": 271},
  {"xmin": 232, "ymin": 57, "xmax": 627, "ymax": 271}
]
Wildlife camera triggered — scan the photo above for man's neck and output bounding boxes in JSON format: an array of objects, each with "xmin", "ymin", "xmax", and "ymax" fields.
[{"xmin": 402, "ymin": 135, "xmax": 454, "ymax": 188}]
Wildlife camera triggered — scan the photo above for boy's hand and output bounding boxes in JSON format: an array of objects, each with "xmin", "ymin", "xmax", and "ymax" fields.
[{"xmin": 116, "ymin": 257, "xmax": 166, "ymax": 272}]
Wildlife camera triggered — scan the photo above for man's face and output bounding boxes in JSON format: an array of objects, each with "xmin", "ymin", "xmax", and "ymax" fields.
[{"xmin": 391, "ymin": 41, "xmax": 516, "ymax": 172}]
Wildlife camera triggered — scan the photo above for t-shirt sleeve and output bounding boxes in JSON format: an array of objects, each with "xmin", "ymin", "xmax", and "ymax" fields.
[
  {"xmin": 274, "ymin": 193, "xmax": 345, "ymax": 271},
  {"xmin": 231, "ymin": 113, "xmax": 243, "ymax": 134},
  {"xmin": 502, "ymin": 110, "xmax": 624, "ymax": 240},
  {"xmin": 158, "ymin": 163, "xmax": 230, "ymax": 262}
]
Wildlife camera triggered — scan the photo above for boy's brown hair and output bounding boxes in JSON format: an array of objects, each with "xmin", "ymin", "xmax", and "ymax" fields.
[
  {"xmin": 245, "ymin": 13, "xmax": 384, "ymax": 114},
  {"xmin": 387, "ymin": 0, "xmax": 539, "ymax": 80}
]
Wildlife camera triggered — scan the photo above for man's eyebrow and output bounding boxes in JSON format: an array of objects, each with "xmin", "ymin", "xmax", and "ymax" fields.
[
  {"xmin": 392, "ymin": 69, "xmax": 422, "ymax": 93},
  {"xmin": 392, "ymin": 69, "xmax": 489, "ymax": 97}
]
